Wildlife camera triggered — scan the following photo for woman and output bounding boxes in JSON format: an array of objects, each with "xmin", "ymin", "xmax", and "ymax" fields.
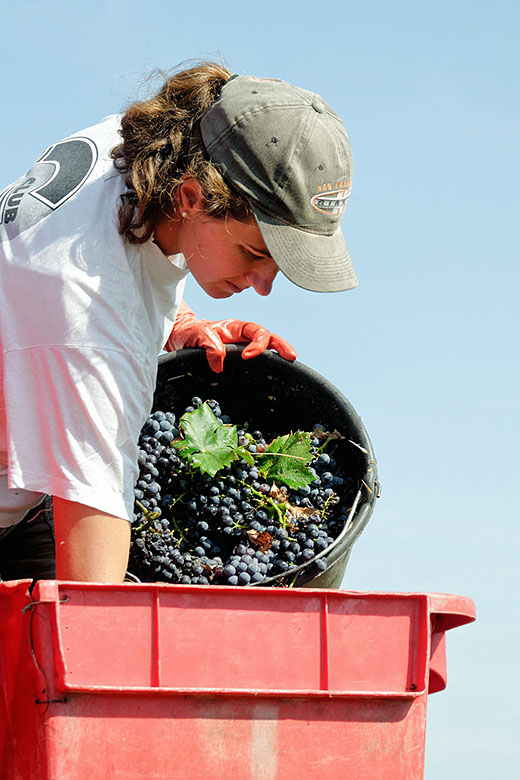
[{"xmin": 0, "ymin": 62, "xmax": 357, "ymax": 584}]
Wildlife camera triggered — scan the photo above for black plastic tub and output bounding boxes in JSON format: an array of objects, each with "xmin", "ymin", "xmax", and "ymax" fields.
[{"xmin": 152, "ymin": 346, "xmax": 379, "ymax": 589}]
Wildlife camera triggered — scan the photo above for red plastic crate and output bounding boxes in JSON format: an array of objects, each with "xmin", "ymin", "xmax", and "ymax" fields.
[{"xmin": 0, "ymin": 581, "xmax": 475, "ymax": 779}]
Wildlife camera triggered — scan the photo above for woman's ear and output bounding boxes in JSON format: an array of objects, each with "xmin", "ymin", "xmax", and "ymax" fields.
[{"xmin": 177, "ymin": 178, "xmax": 204, "ymax": 217}]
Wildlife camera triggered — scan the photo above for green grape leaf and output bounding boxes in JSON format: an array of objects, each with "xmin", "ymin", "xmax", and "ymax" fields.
[
  {"xmin": 257, "ymin": 431, "xmax": 315, "ymax": 489},
  {"xmin": 173, "ymin": 403, "xmax": 239, "ymax": 476},
  {"xmin": 235, "ymin": 446, "xmax": 255, "ymax": 467}
]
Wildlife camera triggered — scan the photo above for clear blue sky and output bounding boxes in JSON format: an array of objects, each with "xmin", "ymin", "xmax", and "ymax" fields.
[{"xmin": 2, "ymin": 1, "xmax": 518, "ymax": 776}]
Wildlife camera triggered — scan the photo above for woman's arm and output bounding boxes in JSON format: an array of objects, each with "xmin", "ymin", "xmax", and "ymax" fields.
[{"xmin": 53, "ymin": 497, "xmax": 131, "ymax": 582}]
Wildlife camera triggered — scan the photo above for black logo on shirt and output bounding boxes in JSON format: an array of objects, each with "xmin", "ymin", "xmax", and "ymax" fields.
[{"xmin": 0, "ymin": 137, "xmax": 98, "ymax": 240}]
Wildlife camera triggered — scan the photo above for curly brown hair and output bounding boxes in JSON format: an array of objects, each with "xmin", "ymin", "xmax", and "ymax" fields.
[{"xmin": 110, "ymin": 62, "xmax": 254, "ymax": 244}]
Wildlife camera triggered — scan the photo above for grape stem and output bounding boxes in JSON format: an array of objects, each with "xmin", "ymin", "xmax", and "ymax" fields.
[
  {"xmin": 247, "ymin": 482, "xmax": 287, "ymax": 529},
  {"xmin": 134, "ymin": 500, "xmax": 161, "ymax": 525},
  {"xmin": 320, "ymin": 493, "xmax": 336, "ymax": 520},
  {"xmin": 169, "ymin": 514, "xmax": 190, "ymax": 544},
  {"xmin": 316, "ymin": 434, "xmax": 334, "ymax": 454}
]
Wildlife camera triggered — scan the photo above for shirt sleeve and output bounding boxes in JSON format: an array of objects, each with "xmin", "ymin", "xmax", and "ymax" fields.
[{"xmin": 3, "ymin": 345, "xmax": 156, "ymax": 522}]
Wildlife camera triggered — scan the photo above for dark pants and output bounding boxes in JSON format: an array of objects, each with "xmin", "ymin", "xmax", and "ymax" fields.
[{"xmin": 0, "ymin": 496, "xmax": 55, "ymax": 582}]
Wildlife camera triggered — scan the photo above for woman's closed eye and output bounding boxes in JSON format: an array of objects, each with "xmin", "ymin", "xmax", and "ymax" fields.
[{"xmin": 242, "ymin": 245, "xmax": 272, "ymax": 261}]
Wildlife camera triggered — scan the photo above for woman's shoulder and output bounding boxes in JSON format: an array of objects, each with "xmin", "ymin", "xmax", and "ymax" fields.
[{"xmin": 0, "ymin": 114, "xmax": 124, "ymax": 247}]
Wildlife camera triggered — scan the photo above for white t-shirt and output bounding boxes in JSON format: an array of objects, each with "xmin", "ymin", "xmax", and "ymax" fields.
[{"xmin": 0, "ymin": 114, "xmax": 188, "ymax": 526}]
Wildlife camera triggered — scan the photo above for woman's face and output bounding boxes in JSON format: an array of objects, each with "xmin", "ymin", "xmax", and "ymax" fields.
[{"xmin": 177, "ymin": 213, "xmax": 280, "ymax": 299}]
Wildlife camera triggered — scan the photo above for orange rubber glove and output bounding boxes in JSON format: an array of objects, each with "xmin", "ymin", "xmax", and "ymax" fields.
[{"xmin": 165, "ymin": 300, "xmax": 297, "ymax": 373}]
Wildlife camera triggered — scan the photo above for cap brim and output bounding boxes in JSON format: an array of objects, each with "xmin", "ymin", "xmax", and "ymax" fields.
[{"xmin": 252, "ymin": 206, "xmax": 358, "ymax": 293}]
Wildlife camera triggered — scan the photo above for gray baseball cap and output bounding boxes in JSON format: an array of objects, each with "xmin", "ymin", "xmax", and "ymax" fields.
[{"xmin": 200, "ymin": 74, "xmax": 357, "ymax": 293}]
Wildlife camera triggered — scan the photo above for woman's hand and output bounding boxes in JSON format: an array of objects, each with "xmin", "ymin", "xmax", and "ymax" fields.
[{"xmin": 165, "ymin": 301, "xmax": 297, "ymax": 373}]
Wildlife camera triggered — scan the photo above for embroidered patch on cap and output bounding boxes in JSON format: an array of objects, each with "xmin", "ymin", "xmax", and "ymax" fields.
[{"xmin": 311, "ymin": 180, "xmax": 351, "ymax": 216}]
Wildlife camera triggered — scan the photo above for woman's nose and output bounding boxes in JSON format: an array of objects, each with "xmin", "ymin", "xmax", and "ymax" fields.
[{"xmin": 244, "ymin": 260, "xmax": 279, "ymax": 296}]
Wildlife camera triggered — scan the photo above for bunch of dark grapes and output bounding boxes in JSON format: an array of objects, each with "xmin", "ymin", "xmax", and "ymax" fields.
[{"xmin": 128, "ymin": 397, "xmax": 357, "ymax": 586}]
